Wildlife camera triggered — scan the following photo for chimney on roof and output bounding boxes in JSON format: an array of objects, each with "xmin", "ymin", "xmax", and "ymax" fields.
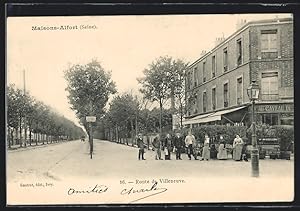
[
  {"xmin": 236, "ymin": 19, "xmax": 247, "ymax": 30},
  {"xmin": 214, "ymin": 35, "xmax": 225, "ymax": 47}
]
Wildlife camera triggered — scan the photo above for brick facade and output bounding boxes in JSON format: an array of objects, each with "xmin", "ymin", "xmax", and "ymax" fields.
[
  {"xmin": 185, "ymin": 18, "xmax": 293, "ymax": 122},
  {"xmin": 249, "ymin": 21, "xmax": 294, "ymax": 101}
]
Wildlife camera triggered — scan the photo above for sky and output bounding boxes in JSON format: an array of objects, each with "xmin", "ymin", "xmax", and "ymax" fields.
[{"xmin": 7, "ymin": 13, "xmax": 292, "ymax": 126}]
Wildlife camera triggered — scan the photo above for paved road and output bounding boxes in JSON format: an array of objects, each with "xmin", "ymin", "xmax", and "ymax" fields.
[
  {"xmin": 7, "ymin": 139, "xmax": 294, "ymax": 182},
  {"xmin": 7, "ymin": 140, "xmax": 294, "ymax": 204}
]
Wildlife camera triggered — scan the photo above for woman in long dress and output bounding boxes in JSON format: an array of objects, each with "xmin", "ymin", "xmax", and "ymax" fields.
[
  {"xmin": 202, "ymin": 134, "xmax": 210, "ymax": 161},
  {"xmin": 232, "ymin": 134, "xmax": 244, "ymax": 161},
  {"xmin": 217, "ymin": 135, "xmax": 227, "ymax": 160}
]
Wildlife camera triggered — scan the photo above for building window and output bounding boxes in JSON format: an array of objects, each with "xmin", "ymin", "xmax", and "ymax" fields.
[
  {"xmin": 261, "ymin": 29, "xmax": 277, "ymax": 52},
  {"xmin": 237, "ymin": 39, "xmax": 242, "ymax": 66},
  {"xmin": 192, "ymin": 93, "xmax": 198, "ymax": 114},
  {"xmin": 203, "ymin": 62, "xmax": 206, "ymax": 82},
  {"xmin": 203, "ymin": 91, "xmax": 207, "ymax": 112},
  {"xmin": 187, "ymin": 94, "xmax": 193, "ymax": 115},
  {"xmin": 260, "ymin": 113, "xmax": 279, "ymax": 125},
  {"xmin": 212, "ymin": 87, "xmax": 216, "ymax": 110},
  {"xmin": 194, "ymin": 93, "xmax": 198, "ymax": 105},
  {"xmin": 186, "ymin": 72, "xmax": 190, "ymax": 90},
  {"xmin": 237, "ymin": 77, "xmax": 243, "ymax": 105},
  {"xmin": 212, "ymin": 55, "xmax": 216, "ymax": 78},
  {"xmin": 193, "ymin": 67, "xmax": 198, "ymax": 87},
  {"xmin": 223, "ymin": 47, "xmax": 228, "ymax": 72},
  {"xmin": 261, "ymin": 72, "xmax": 279, "ymax": 101},
  {"xmin": 224, "ymin": 83, "xmax": 229, "ymax": 107}
]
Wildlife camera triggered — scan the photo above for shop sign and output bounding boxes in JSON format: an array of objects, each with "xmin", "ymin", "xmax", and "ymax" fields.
[{"xmin": 254, "ymin": 104, "xmax": 294, "ymax": 113}]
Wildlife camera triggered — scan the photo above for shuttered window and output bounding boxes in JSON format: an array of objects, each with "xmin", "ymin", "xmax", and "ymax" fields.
[
  {"xmin": 261, "ymin": 30, "xmax": 277, "ymax": 52},
  {"xmin": 261, "ymin": 72, "xmax": 279, "ymax": 101}
]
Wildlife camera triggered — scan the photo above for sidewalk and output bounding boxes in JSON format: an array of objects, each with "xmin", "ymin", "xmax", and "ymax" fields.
[{"xmin": 7, "ymin": 140, "xmax": 78, "ymax": 153}]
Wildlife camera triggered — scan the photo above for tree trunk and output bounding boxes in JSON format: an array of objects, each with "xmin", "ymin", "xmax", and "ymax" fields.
[
  {"xmin": 170, "ymin": 87, "xmax": 175, "ymax": 113},
  {"xmin": 131, "ymin": 119, "xmax": 134, "ymax": 146},
  {"xmin": 9, "ymin": 128, "xmax": 13, "ymax": 148},
  {"xmin": 159, "ymin": 99, "xmax": 163, "ymax": 134},
  {"xmin": 135, "ymin": 115, "xmax": 138, "ymax": 138},
  {"xmin": 179, "ymin": 100, "xmax": 183, "ymax": 129},
  {"xmin": 35, "ymin": 133, "xmax": 38, "ymax": 145},
  {"xmin": 29, "ymin": 129, "xmax": 32, "ymax": 146},
  {"xmin": 115, "ymin": 125, "xmax": 118, "ymax": 143},
  {"xmin": 19, "ymin": 117, "xmax": 22, "ymax": 147},
  {"xmin": 15, "ymin": 128, "xmax": 18, "ymax": 145},
  {"xmin": 145, "ymin": 112, "xmax": 149, "ymax": 133},
  {"xmin": 42, "ymin": 134, "xmax": 45, "ymax": 145},
  {"xmin": 108, "ymin": 129, "xmax": 111, "ymax": 141},
  {"xmin": 24, "ymin": 124, "xmax": 27, "ymax": 147}
]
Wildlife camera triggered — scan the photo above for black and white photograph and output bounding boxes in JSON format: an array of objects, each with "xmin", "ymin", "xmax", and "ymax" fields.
[{"xmin": 6, "ymin": 10, "xmax": 294, "ymax": 205}]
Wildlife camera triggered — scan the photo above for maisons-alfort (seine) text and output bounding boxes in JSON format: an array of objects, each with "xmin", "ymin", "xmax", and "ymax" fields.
[{"xmin": 32, "ymin": 25, "xmax": 97, "ymax": 31}]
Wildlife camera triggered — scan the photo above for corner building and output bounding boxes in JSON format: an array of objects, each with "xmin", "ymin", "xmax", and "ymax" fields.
[{"xmin": 184, "ymin": 17, "xmax": 293, "ymax": 127}]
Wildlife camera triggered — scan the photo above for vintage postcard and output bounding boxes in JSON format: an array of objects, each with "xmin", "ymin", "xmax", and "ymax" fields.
[{"xmin": 6, "ymin": 12, "xmax": 294, "ymax": 205}]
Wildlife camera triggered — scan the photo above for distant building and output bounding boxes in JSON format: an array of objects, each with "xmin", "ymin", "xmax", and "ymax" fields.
[{"xmin": 184, "ymin": 17, "xmax": 293, "ymax": 127}]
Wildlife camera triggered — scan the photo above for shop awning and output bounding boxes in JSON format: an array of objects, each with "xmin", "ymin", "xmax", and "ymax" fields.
[
  {"xmin": 183, "ymin": 113, "xmax": 213, "ymax": 125},
  {"xmin": 198, "ymin": 106, "xmax": 247, "ymax": 124},
  {"xmin": 183, "ymin": 106, "xmax": 247, "ymax": 125}
]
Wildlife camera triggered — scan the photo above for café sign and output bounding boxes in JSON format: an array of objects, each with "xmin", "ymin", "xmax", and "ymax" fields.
[{"xmin": 254, "ymin": 104, "xmax": 294, "ymax": 113}]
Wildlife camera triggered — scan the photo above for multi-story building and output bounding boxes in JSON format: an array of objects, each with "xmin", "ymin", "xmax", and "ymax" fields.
[{"xmin": 183, "ymin": 17, "xmax": 293, "ymax": 127}]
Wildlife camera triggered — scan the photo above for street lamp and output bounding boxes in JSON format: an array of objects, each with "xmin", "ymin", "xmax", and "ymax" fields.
[{"xmin": 247, "ymin": 80, "xmax": 260, "ymax": 177}]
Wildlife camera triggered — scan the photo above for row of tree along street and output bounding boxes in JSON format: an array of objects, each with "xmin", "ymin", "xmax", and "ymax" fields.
[
  {"xmin": 7, "ymin": 55, "xmax": 294, "ymax": 157},
  {"xmin": 63, "ymin": 56, "xmax": 187, "ymax": 145},
  {"xmin": 7, "ymin": 84, "xmax": 85, "ymax": 148}
]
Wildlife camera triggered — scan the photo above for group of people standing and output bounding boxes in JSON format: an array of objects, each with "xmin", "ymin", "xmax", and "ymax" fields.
[{"xmin": 136, "ymin": 130, "xmax": 248, "ymax": 161}]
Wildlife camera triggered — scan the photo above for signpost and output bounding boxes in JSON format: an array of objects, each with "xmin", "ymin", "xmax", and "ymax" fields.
[{"xmin": 86, "ymin": 116, "xmax": 96, "ymax": 159}]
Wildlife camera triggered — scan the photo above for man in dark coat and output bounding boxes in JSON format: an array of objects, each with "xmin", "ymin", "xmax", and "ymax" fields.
[
  {"xmin": 137, "ymin": 133, "xmax": 146, "ymax": 160},
  {"xmin": 173, "ymin": 132, "xmax": 184, "ymax": 160}
]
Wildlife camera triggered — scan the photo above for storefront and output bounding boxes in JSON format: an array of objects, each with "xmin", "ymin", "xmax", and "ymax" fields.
[{"xmin": 253, "ymin": 103, "xmax": 294, "ymax": 126}]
